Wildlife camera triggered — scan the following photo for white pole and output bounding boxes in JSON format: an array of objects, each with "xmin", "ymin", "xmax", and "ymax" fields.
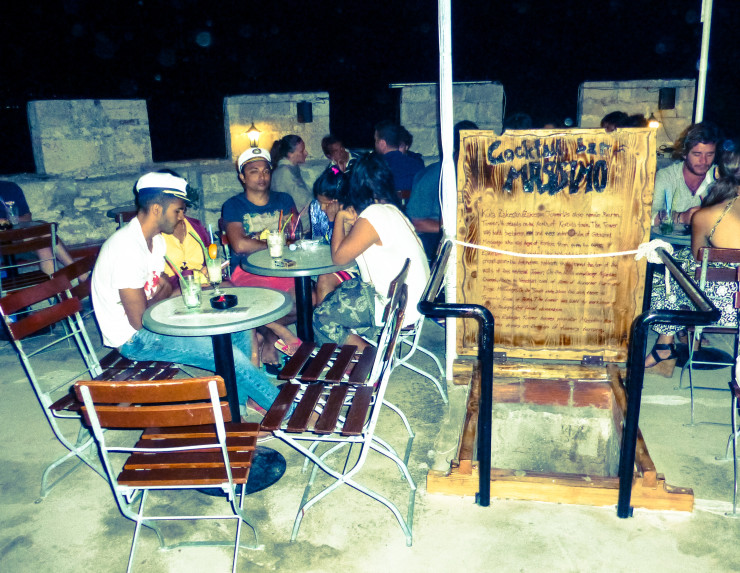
[
  {"xmin": 695, "ymin": 0, "xmax": 714, "ymax": 122},
  {"xmin": 438, "ymin": 0, "xmax": 457, "ymax": 380}
]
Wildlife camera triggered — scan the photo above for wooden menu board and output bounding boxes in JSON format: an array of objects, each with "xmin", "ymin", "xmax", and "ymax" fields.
[{"xmin": 456, "ymin": 128, "xmax": 655, "ymax": 362}]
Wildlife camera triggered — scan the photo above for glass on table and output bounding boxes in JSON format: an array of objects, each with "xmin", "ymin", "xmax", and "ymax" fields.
[
  {"xmin": 267, "ymin": 231, "xmax": 284, "ymax": 258},
  {"xmin": 206, "ymin": 255, "xmax": 224, "ymax": 296},
  {"xmin": 179, "ymin": 272, "xmax": 202, "ymax": 309},
  {"xmin": 658, "ymin": 210, "xmax": 674, "ymax": 235}
]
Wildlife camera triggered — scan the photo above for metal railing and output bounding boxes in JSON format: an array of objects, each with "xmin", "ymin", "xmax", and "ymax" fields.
[{"xmin": 418, "ymin": 242, "xmax": 720, "ymax": 515}]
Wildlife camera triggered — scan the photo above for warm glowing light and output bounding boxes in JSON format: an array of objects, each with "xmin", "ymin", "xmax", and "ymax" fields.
[
  {"xmin": 648, "ymin": 113, "xmax": 660, "ymax": 129},
  {"xmin": 245, "ymin": 122, "xmax": 261, "ymax": 147}
]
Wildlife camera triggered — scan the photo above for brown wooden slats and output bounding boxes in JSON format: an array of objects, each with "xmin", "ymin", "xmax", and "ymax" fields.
[
  {"xmin": 77, "ymin": 377, "xmax": 222, "ymax": 403},
  {"xmin": 124, "ymin": 449, "xmax": 254, "ymax": 470},
  {"xmin": 286, "ymin": 383, "xmax": 324, "ymax": 433},
  {"xmin": 260, "ymin": 383, "xmax": 300, "ymax": 431},
  {"xmin": 694, "ymin": 267, "xmax": 737, "ymax": 282},
  {"xmin": 1, "ymin": 236, "xmax": 54, "ymax": 256},
  {"xmin": 323, "ymin": 345, "xmax": 359, "ymax": 382},
  {"xmin": 82, "ymin": 402, "xmax": 229, "ymax": 429},
  {"xmin": 347, "ymin": 347, "xmax": 377, "ymax": 384},
  {"xmin": 277, "ymin": 341, "xmax": 316, "ymax": 380},
  {"xmin": 134, "ymin": 435, "xmax": 257, "ymax": 451},
  {"xmin": 142, "ymin": 422, "xmax": 258, "ymax": 439},
  {"xmin": 2, "ymin": 271, "xmax": 50, "ymax": 294},
  {"xmin": 99, "ymin": 350, "xmax": 137, "ymax": 369},
  {"xmin": 342, "ymin": 386, "xmax": 374, "ymax": 436},
  {"xmin": 49, "ymin": 391, "xmax": 81, "ymax": 412},
  {"xmin": 300, "ymin": 343, "xmax": 338, "ymax": 381},
  {"xmin": 314, "ymin": 385, "xmax": 348, "ymax": 434},
  {"xmin": 117, "ymin": 465, "xmax": 251, "ymax": 486},
  {"xmin": 9, "ymin": 296, "xmax": 81, "ymax": 340}
]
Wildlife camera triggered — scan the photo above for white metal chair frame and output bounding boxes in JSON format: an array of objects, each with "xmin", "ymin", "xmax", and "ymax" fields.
[
  {"xmin": 75, "ymin": 377, "xmax": 259, "ymax": 573},
  {"xmin": 264, "ymin": 285, "xmax": 416, "ymax": 546},
  {"xmin": 0, "ymin": 275, "xmax": 106, "ymax": 498},
  {"xmin": 679, "ymin": 248, "xmax": 740, "ymax": 425}
]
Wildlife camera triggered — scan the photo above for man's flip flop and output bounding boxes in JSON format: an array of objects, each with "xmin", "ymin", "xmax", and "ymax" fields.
[{"xmin": 275, "ymin": 338, "xmax": 302, "ymax": 357}]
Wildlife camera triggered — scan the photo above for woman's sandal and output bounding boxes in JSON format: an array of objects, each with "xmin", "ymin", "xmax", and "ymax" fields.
[
  {"xmin": 275, "ymin": 338, "xmax": 303, "ymax": 357},
  {"xmin": 645, "ymin": 343, "xmax": 678, "ymax": 378}
]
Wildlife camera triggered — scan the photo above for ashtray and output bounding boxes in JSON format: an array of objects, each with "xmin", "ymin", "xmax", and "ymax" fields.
[{"xmin": 210, "ymin": 294, "xmax": 237, "ymax": 310}]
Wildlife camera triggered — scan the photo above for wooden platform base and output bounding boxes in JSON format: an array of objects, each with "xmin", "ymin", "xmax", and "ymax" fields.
[
  {"xmin": 427, "ymin": 362, "xmax": 694, "ymax": 512},
  {"xmin": 427, "ymin": 467, "xmax": 693, "ymax": 511}
]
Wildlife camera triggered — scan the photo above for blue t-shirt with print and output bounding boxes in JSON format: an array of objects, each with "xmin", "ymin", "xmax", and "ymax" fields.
[{"xmin": 221, "ymin": 191, "xmax": 297, "ymax": 267}]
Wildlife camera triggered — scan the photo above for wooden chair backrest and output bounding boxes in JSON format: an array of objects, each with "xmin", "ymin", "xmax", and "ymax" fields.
[
  {"xmin": 695, "ymin": 247, "xmax": 740, "ymax": 285},
  {"xmin": 218, "ymin": 218, "xmax": 230, "ymax": 246},
  {"xmin": 0, "ymin": 223, "xmax": 56, "ymax": 257},
  {"xmin": 0, "ymin": 275, "xmax": 81, "ymax": 340},
  {"xmin": 74, "ymin": 376, "xmax": 230, "ymax": 428},
  {"xmin": 381, "ymin": 258, "xmax": 410, "ymax": 324},
  {"xmin": 52, "ymin": 255, "xmax": 95, "ymax": 301}
]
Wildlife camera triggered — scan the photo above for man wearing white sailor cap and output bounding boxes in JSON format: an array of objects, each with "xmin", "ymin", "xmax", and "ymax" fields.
[{"xmin": 91, "ymin": 171, "xmax": 278, "ymax": 412}]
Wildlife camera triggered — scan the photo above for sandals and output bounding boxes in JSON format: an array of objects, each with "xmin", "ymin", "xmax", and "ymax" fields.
[
  {"xmin": 275, "ymin": 338, "xmax": 303, "ymax": 357},
  {"xmin": 645, "ymin": 343, "xmax": 678, "ymax": 378}
]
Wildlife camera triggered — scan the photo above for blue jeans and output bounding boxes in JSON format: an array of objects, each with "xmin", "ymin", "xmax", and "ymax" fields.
[{"xmin": 120, "ymin": 328, "xmax": 278, "ymax": 410}]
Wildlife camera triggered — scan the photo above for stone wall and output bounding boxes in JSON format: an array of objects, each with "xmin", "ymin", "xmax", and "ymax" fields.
[
  {"xmin": 578, "ymin": 79, "xmax": 695, "ymax": 151},
  {"xmin": 223, "ymin": 92, "xmax": 330, "ymax": 163},
  {"xmin": 27, "ymin": 99, "xmax": 152, "ymax": 178},
  {"xmin": 397, "ymin": 81, "xmax": 504, "ymax": 160},
  {"xmin": 2, "ymin": 159, "xmax": 328, "ymax": 248}
]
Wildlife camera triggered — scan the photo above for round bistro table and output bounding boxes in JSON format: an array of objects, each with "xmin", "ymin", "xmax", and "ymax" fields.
[
  {"xmin": 143, "ymin": 286, "xmax": 293, "ymax": 495},
  {"xmin": 242, "ymin": 243, "xmax": 356, "ymax": 342},
  {"xmin": 143, "ymin": 286, "xmax": 291, "ymax": 420}
]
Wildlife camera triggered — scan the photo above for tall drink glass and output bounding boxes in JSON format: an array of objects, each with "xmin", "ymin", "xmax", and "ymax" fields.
[{"xmin": 206, "ymin": 256, "xmax": 223, "ymax": 295}]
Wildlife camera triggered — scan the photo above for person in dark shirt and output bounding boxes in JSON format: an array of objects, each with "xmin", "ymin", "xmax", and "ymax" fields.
[{"xmin": 0, "ymin": 180, "xmax": 75, "ymax": 274}]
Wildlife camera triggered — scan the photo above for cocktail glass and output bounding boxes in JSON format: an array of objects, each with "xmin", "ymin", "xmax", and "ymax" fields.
[
  {"xmin": 206, "ymin": 256, "xmax": 223, "ymax": 296},
  {"xmin": 658, "ymin": 210, "xmax": 674, "ymax": 235}
]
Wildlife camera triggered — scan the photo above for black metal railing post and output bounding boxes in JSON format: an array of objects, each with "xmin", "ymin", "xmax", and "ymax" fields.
[
  {"xmin": 617, "ymin": 248, "xmax": 719, "ymax": 517},
  {"xmin": 418, "ymin": 240, "xmax": 494, "ymax": 506}
]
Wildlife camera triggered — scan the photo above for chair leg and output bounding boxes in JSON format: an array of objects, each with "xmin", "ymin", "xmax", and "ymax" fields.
[
  {"xmin": 731, "ymin": 394, "xmax": 739, "ymax": 516},
  {"xmin": 39, "ymin": 425, "xmax": 105, "ymax": 499}
]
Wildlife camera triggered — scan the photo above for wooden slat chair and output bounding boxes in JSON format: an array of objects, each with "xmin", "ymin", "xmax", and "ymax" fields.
[
  {"xmin": 679, "ymin": 247, "xmax": 740, "ymax": 425},
  {"xmin": 0, "ymin": 275, "xmax": 182, "ymax": 497},
  {"xmin": 0, "ymin": 275, "xmax": 109, "ymax": 497},
  {"xmin": 364, "ymin": 258, "xmax": 447, "ymax": 403},
  {"xmin": 0, "ymin": 222, "xmax": 58, "ymax": 297},
  {"xmin": 262, "ymin": 284, "xmax": 416, "ymax": 546},
  {"xmin": 74, "ymin": 376, "xmax": 260, "ymax": 573}
]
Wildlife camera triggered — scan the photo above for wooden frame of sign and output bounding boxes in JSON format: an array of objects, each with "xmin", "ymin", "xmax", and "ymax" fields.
[
  {"xmin": 428, "ymin": 128, "xmax": 693, "ymax": 510},
  {"xmin": 455, "ymin": 128, "xmax": 655, "ymax": 362}
]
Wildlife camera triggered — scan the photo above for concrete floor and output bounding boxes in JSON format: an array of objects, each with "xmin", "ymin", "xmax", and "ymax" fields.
[{"xmin": 1, "ymin": 318, "xmax": 740, "ymax": 573}]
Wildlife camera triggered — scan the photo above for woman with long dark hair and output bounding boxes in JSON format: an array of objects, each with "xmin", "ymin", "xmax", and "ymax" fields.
[
  {"xmin": 270, "ymin": 134, "xmax": 311, "ymax": 235},
  {"xmin": 312, "ymin": 153, "xmax": 429, "ymax": 348}
]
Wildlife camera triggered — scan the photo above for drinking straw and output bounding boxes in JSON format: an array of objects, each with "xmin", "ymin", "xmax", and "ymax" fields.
[
  {"xmin": 164, "ymin": 255, "xmax": 186, "ymax": 283},
  {"xmin": 188, "ymin": 229, "xmax": 208, "ymax": 259},
  {"xmin": 278, "ymin": 210, "xmax": 283, "ymax": 233},
  {"xmin": 664, "ymin": 189, "xmax": 671, "ymax": 216},
  {"xmin": 291, "ymin": 204, "xmax": 310, "ymax": 234},
  {"xmin": 208, "ymin": 223, "xmax": 214, "ymax": 244},
  {"xmin": 280, "ymin": 213, "xmax": 293, "ymax": 233}
]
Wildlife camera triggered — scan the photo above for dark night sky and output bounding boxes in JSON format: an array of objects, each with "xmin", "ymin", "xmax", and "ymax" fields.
[{"xmin": 1, "ymin": 0, "xmax": 738, "ymax": 174}]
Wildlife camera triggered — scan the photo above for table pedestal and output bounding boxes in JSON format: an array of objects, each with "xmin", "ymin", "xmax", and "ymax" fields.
[
  {"xmin": 211, "ymin": 332, "xmax": 240, "ymax": 421},
  {"xmin": 295, "ymin": 275, "xmax": 314, "ymax": 342}
]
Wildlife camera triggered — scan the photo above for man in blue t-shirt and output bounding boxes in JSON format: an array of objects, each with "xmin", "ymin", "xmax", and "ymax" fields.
[
  {"xmin": 222, "ymin": 147, "xmax": 298, "ymax": 288},
  {"xmin": 222, "ymin": 148, "xmax": 302, "ymax": 372}
]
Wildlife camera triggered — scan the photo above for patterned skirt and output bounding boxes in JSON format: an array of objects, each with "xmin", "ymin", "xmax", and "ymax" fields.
[{"xmin": 650, "ymin": 247, "xmax": 739, "ymax": 335}]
